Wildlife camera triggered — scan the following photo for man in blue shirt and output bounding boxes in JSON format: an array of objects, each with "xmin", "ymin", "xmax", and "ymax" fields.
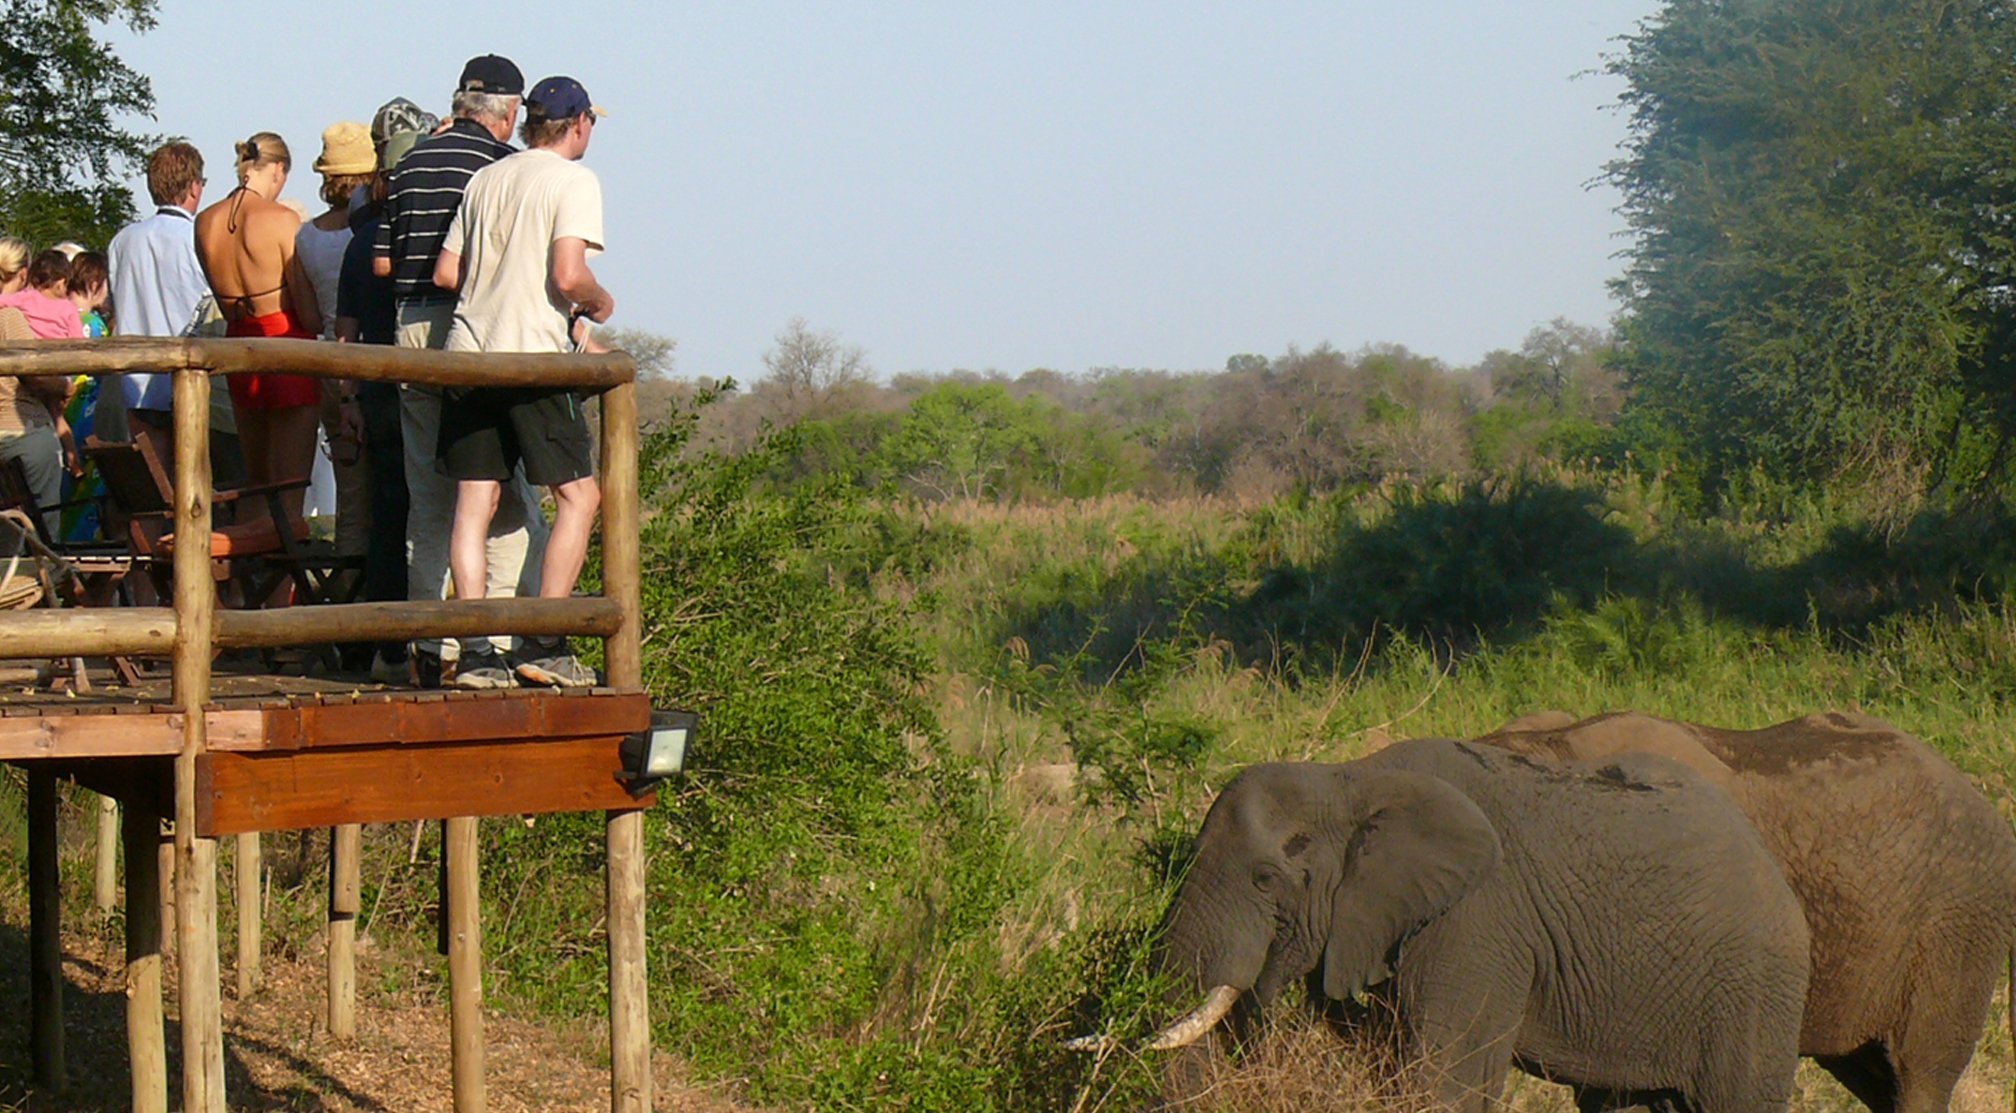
[{"xmin": 106, "ymin": 142, "xmax": 210, "ymax": 467}]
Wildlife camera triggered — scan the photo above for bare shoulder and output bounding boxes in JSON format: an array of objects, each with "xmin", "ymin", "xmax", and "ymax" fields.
[{"xmin": 247, "ymin": 197, "xmax": 301, "ymax": 233}]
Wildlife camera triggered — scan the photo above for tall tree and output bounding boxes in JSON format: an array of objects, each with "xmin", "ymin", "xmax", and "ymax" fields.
[
  {"xmin": 1607, "ymin": 0, "xmax": 2016, "ymax": 493},
  {"xmin": 0, "ymin": 0, "xmax": 158, "ymax": 247},
  {"xmin": 759, "ymin": 316, "xmax": 869, "ymax": 424},
  {"xmin": 595, "ymin": 326, "xmax": 677, "ymax": 379}
]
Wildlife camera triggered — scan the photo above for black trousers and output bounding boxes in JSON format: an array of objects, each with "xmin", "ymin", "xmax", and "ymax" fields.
[{"xmin": 360, "ymin": 382, "xmax": 409, "ymax": 661}]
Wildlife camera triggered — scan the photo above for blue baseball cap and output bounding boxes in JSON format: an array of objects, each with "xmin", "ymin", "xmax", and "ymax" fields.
[{"xmin": 525, "ymin": 76, "xmax": 607, "ymax": 123}]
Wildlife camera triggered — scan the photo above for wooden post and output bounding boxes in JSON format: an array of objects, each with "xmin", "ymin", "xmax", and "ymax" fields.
[
  {"xmin": 124, "ymin": 793, "xmax": 167, "ymax": 1113},
  {"xmin": 447, "ymin": 815, "xmax": 485, "ymax": 1113},
  {"xmin": 29, "ymin": 768, "xmax": 63, "ymax": 1090},
  {"xmin": 328, "ymin": 823, "xmax": 360, "ymax": 1039},
  {"xmin": 159, "ymin": 822, "xmax": 175, "ymax": 959},
  {"xmin": 95, "ymin": 794, "xmax": 118, "ymax": 912},
  {"xmin": 172, "ymin": 367, "xmax": 226, "ymax": 1113},
  {"xmin": 600, "ymin": 377, "xmax": 651, "ymax": 1113},
  {"xmin": 236, "ymin": 831, "xmax": 261, "ymax": 996}
]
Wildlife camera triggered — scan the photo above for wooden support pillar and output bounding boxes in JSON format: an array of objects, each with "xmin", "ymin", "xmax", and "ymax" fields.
[
  {"xmin": 29, "ymin": 768, "xmax": 63, "ymax": 1090},
  {"xmin": 236, "ymin": 832, "xmax": 261, "ymax": 996},
  {"xmin": 95, "ymin": 794, "xmax": 119, "ymax": 912},
  {"xmin": 159, "ymin": 821, "xmax": 176, "ymax": 958},
  {"xmin": 172, "ymin": 367, "xmax": 226, "ymax": 1113},
  {"xmin": 124, "ymin": 794, "xmax": 167, "ymax": 1113},
  {"xmin": 600, "ymin": 377, "xmax": 651, "ymax": 1113},
  {"xmin": 328, "ymin": 823, "xmax": 360, "ymax": 1039},
  {"xmin": 447, "ymin": 815, "xmax": 485, "ymax": 1113}
]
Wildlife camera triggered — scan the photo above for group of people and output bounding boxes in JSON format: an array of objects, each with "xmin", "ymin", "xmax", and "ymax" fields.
[{"xmin": 0, "ymin": 53, "xmax": 616, "ymax": 690}]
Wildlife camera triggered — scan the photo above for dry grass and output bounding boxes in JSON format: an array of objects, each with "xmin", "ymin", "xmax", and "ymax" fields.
[
  {"xmin": 0, "ymin": 921, "xmax": 764, "ymax": 1112},
  {"xmin": 1070, "ymin": 1001, "xmax": 2015, "ymax": 1113}
]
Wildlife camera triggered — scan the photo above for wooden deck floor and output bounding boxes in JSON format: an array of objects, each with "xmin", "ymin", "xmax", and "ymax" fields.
[{"xmin": 0, "ymin": 667, "xmax": 653, "ymax": 835}]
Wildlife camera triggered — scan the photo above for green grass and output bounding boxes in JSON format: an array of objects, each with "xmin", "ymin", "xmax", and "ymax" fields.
[{"xmin": 11, "ymin": 451, "xmax": 2016, "ymax": 1111}]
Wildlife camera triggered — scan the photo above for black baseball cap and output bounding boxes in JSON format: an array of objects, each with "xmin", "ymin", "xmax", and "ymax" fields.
[{"xmin": 458, "ymin": 54, "xmax": 524, "ymax": 97}]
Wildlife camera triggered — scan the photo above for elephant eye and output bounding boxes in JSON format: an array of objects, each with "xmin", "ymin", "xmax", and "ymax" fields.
[{"xmin": 1252, "ymin": 864, "xmax": 1282, "ymax": 892}]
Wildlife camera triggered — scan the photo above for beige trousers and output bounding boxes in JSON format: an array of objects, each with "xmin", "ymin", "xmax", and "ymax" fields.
[{"xmin": 395, "ymin": 300, "xmax": 548, "ymax": 657}]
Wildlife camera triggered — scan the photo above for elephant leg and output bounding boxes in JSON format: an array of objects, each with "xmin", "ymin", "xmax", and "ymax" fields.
[
  {"xmin": 1887, "ymin": 954, "xmax": 1996, "ymax": 1113},
  {"xmin": 1692, "ymin": 987, "xmax": 1803, "ymax": 1113},
  {"xmin": 1406, "ymin": 1002, "xmax": 1519, "ymax": 1111}
]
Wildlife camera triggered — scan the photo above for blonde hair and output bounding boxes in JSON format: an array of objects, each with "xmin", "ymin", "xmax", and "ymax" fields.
[
  {"xmin": 234, "ymin": 131, "xmax": 292, "ymax": 184},
  {"xmin": 0, "ymin": 237, "xmax": 27, "ymax": 285}
]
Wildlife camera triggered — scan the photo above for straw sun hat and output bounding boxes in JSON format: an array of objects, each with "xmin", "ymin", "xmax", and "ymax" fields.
[{"xmin": 312, "ymin": 121, "xmax": 375, "ymax": 175}]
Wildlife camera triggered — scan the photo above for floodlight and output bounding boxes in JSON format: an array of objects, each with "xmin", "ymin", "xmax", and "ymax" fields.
[{"xmin": 621, "ymin": 709, "xmax": 695, "ymax": 795}]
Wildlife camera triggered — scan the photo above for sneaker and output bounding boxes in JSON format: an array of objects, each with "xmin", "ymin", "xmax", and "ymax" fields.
[
  {"xmin": 411, "ymin": 647, "xmax": 447, "ymax": 689},
  {"xmin": 515, "ymin": 639, "xmax": 599, "ymax": 688},
  {"xmin": 369, "ymin": 650, "xmax": 409, "ymax": 686},
  {"xmin": 452, "ymin": 645, "xmax": 515, "ymax": 690}
]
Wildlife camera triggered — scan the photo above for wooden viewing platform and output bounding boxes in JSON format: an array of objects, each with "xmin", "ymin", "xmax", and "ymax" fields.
[{"xmin": 0, "ymin": 337, "xmax": 654, "ymax": 1113}]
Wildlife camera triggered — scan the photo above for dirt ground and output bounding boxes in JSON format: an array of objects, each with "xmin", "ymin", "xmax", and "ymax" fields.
[{"xmin": 0, "ymin": 923, "xmax": 760, "ymax": 1112}]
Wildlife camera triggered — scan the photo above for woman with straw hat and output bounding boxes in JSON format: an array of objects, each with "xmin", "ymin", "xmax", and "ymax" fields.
[{"xmin": 300, "ymin": 122, "xmax": 377, "ymax": 580}]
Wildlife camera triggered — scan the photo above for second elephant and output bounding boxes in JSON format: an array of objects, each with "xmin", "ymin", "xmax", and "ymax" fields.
[{"xmin": 1480, "ymin": 710, "xmax": 2016, "ymax": 1113}]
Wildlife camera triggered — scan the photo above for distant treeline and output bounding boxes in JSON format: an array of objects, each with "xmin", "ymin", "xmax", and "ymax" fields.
[{"xmin": 629, "ymin": 316, "xmax": 1626, "ymax": 503}]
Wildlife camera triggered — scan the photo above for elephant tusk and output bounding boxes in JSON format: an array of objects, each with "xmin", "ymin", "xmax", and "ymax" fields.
[
  {"xmin": 1144, "ymin": 984, "xmax": 1241, "ymax": 1051},
  {"xmin": 1062, "ymin": 1033, "xmax": 1118, "ymax": 1053}
]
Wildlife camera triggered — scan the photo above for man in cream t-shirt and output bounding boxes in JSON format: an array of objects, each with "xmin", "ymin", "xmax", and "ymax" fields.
[{"xmin": 432, "ymin": 75, "xmax": 613, "ymax": 689}]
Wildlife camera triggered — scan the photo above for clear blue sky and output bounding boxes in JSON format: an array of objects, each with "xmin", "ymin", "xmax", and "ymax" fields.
[{"xmin": 111, "ymin": 2, "xmax": 1656, "ymax": 381}]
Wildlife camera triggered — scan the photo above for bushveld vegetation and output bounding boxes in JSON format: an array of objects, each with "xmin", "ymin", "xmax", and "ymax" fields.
[{"xmin": 5, "ymin": 0, "xmax": 2016, "ymax": 1109}]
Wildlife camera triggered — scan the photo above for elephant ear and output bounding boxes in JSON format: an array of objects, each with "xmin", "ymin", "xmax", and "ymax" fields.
[{"xmin": 1321, "ymin": 769, "xmax": 1501, "ymax": 1002}]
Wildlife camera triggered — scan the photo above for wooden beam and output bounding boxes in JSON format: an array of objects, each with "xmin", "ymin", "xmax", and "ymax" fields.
[
  {"xmin": 448, "ymin": 815, "xmax": 485, "ymax": 1113},
  {"xmin": 235, "ymin": 833, "xmax": 261, "ymax": 997},
  {"xmin": 0, "ymin": 338, "xmax": 635, "ymax": 391},
  {"xmin": 124, "ymin": 795, "xmax": 166, "ymax": 1113},
  {"xmin": 0, "ymin": 594, "xmax": 623, "ymax": 667},
  {"xmin": 159, "ymin": 824, "xmax": 176, "ymax": 961},
  {"xmin": 29, "ymin": 769, "xmax": 63, "ymax": 1090},
  {"xmin": 327, "ymin": 823, "xmax": 360, "ymax": 1039},
  {"xmin": 0, "ymin": 607, "xmax": 175, "ymax": 661},
  {"xmin": 0, "ymin": 713, "xmax": 181, "ymax": 759},
  {"xmin": 95, "ymin": 794, "xmax": 118, "ymax": 911},
  {"xmin": 599, "ymin": 378, "xmax": 652, "ymax": 1113},
  {"xmin": 0, "ymin": 339, "xmax": 194, "ymax": 375},
  {"xmin": 209, "ymin": 688, "xmax": 650, "ymax": 753},
  {"xmin": 0, "ymin": 689, "xmax": 645, "ymax": 762},
  {"xmin": 213, "ymin": 596, "xmax": 621, "ymax": 651},
  {"xmin": 172, "ymin": 367, "xmax": 225, "ymax": 1113},
  {"xmin": 194, "ymin": 736, "xmax": 653, "ymax": 836}
]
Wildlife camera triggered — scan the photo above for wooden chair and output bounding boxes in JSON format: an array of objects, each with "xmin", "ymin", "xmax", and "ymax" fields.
[
  {"xmin": 0, "ymin": 505, "xmax": 118, "ymax": 689},
  {"xmin": 83, "ymin": 434, "xmax": 360, "ymax": 611},
  {"xmin": 0, "ymin": 455, "xmax": 131, "ymax": 604}
]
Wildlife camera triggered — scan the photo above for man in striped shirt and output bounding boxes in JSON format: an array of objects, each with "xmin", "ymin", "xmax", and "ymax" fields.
[{"xmin": 375, "ymin": 54, "xmax": 549, "ymax": 687}]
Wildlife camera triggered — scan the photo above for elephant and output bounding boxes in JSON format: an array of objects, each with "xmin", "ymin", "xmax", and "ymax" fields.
[
  {"xmin": 1112, "ymin": 738, "xmax": 1811, "ymax": 1112},
  {"xmin": 1477, "ymin": 710, "xmax": 2016, "ymax": 1113}
]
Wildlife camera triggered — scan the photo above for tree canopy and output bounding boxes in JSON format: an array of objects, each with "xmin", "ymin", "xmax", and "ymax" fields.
[
  {"xmin": 1607, "ymin": 0, "xmax": 2016, "ymax": 494},
  {"xmin": 0, "ymin": 0, "xmax": 159, "ymax": 247}
]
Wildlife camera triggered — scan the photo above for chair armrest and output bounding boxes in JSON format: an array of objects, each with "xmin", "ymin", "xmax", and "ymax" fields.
[{"xmin": 213, "ymin": 477, "xmax": 312, "ymax": 503}]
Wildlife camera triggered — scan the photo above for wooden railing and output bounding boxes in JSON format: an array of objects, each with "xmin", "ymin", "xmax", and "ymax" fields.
[
  {"xmin": 0, "ymin": 337, "xmax": 650, "ymax": 1113},
  {"xmin": 0, "ymin": 337, "xmax": 641, "ymax": 668}
]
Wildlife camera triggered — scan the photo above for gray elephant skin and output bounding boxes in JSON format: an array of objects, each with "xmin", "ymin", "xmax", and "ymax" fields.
[
  {"xmin": 1144, "ymin": 738, "xmax": 1810, "ymax": 1112},
  {"xmin": 1479, "ymin": 710, "xmax": 2016, "ymax": 1113}
]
